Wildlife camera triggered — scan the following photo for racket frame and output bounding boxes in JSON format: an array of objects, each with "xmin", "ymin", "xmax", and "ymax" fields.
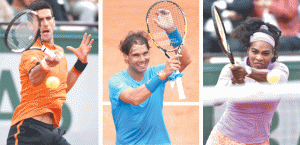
[
  {"xmin": 146, "ymin": 0, "xmax": 187, "ymax": 58},
  {"xmin": 5, "ymin": 9, "xmax": 56, "ymax": 57},
  {"xmin": 211, "ymin": 5, "xmax": 235, "ymax": 64},
  {"xmin": 4, "ymin": 9, "xmax": 39, "ymax": 53}
]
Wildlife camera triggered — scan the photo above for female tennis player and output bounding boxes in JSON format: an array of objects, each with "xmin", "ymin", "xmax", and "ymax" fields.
[{"xmin": 206, "ymin": 17, "xmax": 289, "ymax": 145}]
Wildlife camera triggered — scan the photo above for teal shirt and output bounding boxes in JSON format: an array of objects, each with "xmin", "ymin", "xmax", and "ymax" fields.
[{"xmin": 108, "ymin": 64, "xmax": 171, "ymax": 145}]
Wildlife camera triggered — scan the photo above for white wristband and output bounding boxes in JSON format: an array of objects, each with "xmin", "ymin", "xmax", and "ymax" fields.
[
  {"xmin": 245, "ymin": 65, "xmax": 252, "ymax": 77},
  {"xmin": 41, "ymin": 57, "xmax": 53, "ymax": 71}
]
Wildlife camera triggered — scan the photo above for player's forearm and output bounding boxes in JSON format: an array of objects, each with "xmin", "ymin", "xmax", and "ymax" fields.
[
  {"xmin": 178, "ymin": 44, "xmax": 192, "ymax": 72},
  {"xmin": 66, "ymin": 59, "xmax": 88, "ymax": 93},
  {"xmin": 120, "ymin": 85, "xmax": 152, "ymax": 106},
  {"xmin": 29, "ymin": 65, "xmax": 49, "ymax": 87},
  {"xmin": 66, "ymin": 70, "xmax": 80, "ymax": 93},
  {"xmin": 248, "ymin": 68, "xmax": 270, "ymax": 82}
]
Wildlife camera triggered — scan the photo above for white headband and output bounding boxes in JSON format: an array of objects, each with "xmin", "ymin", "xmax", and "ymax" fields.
[{"xmin": 249, "ymin": 25, "xmax": 275, "ymax": 47}]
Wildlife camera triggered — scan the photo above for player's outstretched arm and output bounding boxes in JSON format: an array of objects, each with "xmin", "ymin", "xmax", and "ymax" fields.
[
  {"xmin": 176, "ymin": 44, "xmax": 191, "ymax": 72},
  {"xmin": 66, "ymin": 70, "xmax": 80, "ymax": 93},
  {"xmin": 230, "ymin": 64, "xmax": 270, "ymax": 83},
  {"xmin": 119, "ymin": 55, "xmax": 181, "ymax": 106},
  {"xmin": 119, "ymin": 86, "xmax": 152, "ymax": 106},
  {"xmin": 230, "ymin": 63, "xmax": 289, "ymax": 83},
  {"xmin": 246, "ymin": 66, "xmax": 288, "ymax": 84},
  {"xmin": 153, "ymin": 9, "xmax": 192, "ymax": 73},
  {"xmin": 29, "ymin": 50, "xmax": 62, "ymax": 86},
  {"xmin": 247, "ymin": 68, "xmax": 270, "ymax": 82},
  {"xmin": 66, "ymin": 33, "xmax": 94, "ymax": 93},
  {"xmin": 29, "ymin": 65, "xmax": 48, "ymax": 86}
]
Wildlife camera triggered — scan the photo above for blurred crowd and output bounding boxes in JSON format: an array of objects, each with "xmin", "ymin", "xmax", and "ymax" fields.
[
  {"xmin": 2, "ymin": 0, "xmax": 299, "ymax": 47},
  {"xmin": 0, "ymin": 0, "xmax": 98, "ymax": 31},
  {"xmin": 204, "ymin": 0, "xmax": 300, "ymax": 53}
]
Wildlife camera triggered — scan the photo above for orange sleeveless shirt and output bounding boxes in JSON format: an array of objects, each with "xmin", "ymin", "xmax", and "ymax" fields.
[{"xmin": 11, "ymin": 39, "xmax": 68, "ymax": 128}]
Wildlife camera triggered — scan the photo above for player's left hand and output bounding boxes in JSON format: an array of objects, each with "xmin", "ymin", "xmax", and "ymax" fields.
[
  {"xmin": 66, "ymin": 33, "xmax": 94, "ymax": 63},
  {"xmin": 153, "ymin": 9, "xmax": 176, "ymax": 33},
  {"xmin": 231, "ymin": 76, "xmax": 245, "ymax": 84}
]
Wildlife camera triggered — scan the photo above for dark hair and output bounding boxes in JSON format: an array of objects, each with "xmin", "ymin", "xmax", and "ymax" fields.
[
  {"xmin": 231, "ymin": 17, "xmax": 282, "ymax": 62},
  {"xmin": 28, "ymin": 0, "xmax": 53, "ymax": 16},
  {"xmin": 119, "ymin": 31, "xmax": 150, "ymax": 55}
]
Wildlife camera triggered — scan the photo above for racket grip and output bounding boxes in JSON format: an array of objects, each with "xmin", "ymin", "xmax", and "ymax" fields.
[
  {"xmin": 42, "ymin": 45, "xmax": 56, "ymax": 58},
  {"xmin": 173, "ymin": 70, "xmax": 186, "ymax": 100},
  {"xmin": 176, "ymin": 74, "xmax": 186, "ymax": 100},
  {"xmin": 170, "ymin": 80, "xmax": 175, "ymax": 89}
]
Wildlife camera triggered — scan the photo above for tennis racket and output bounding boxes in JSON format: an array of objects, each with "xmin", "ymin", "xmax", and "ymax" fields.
[
  {"xmin": 146, "ymin": 0, "xmax": 187, "ymax": 100},
  {"xmin": 211, "ymin": 5, "xmax": 234, "ymax": 64},
  {"xmin": 4, "ymin": 9, "xmax": 55, "ymax": 57}
]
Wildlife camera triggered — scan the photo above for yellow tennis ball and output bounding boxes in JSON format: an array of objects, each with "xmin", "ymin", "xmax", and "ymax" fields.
[
  {"xmin": 46, "ymin": 76, "xmax": 60, "ymax": 89},
  {"xmin": 267, "ymin": 72, "xmax": 279, "ymax": 84}
]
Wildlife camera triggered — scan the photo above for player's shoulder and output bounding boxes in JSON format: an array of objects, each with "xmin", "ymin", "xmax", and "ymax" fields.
[
  {"xmin": 275, "ymin": 61, "xmax": 288, "ymax": 67},
  {"xmin": 218, "ymin": 63, "xmax": 232, "ymax": 77},
  {"xmin": 221, "ymin": 63, "xmax": 232, "ymax": 71},
  {"xmin": 274, "ymin": 61, "xmax": 287, "ymax": 67},
  {"xmin": 224, "ymin": 63, "xmax": 232, "ymax": 68},
  {"xmin": 54, "ymin": 44, "xmax": 65, "ymax": 53},
  {"xmin": 109, "ymin": 70, "xmax": 128, "ymax": 82},
  {"xmin": 21, "ymin": 49, "xmax": 43, "ymax": 58},
  {"xmin": 268, "ymin": 61, "xmax": 289, "ymax": 71}
]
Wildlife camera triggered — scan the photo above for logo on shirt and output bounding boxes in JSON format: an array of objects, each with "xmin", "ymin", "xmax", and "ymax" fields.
[
  {"xmin": 118, "ymin": 84, "xmax": 123, "ymax": 88},
  {"xmin": 147, "ymin": 79, "xmax": 151, "ymax": 84},
  {"xmin": 59, "ymin": 52, "xmax": 64, "ymax": 58},
  {"xmin": 30, "ymin": 57, "xmax": 37, "ymax": 62}
]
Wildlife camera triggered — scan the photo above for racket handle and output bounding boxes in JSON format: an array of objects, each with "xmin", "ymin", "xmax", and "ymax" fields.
[
  {"xmin": 177, "ymin": 78, "xmax": 186, "ymax": 100},
  {"xmin": 42, "ymin": 45, "xmax": 56, "ymax": 58},
  {"xmin": 170, "ymin": 79, "xmax": 175, "ymax": 89},
  {"xmin": 175, "ymin": 70, "xmax": 186, "ymax": 100}
]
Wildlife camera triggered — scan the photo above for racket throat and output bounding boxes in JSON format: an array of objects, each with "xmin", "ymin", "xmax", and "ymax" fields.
[{"xmin": 42, "ymin": 45, "xmax": 56, "ymax": 58}]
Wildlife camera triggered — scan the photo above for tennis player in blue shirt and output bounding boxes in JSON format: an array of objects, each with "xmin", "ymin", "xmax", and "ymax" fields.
[{"xmin": 108, "ymin": 9, "xmax": 192, "ymax": 145}]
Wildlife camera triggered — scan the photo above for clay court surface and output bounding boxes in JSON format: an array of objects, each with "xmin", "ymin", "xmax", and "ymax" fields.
[{"xmin": 103, "ymin": 0, "xmax": 199, "ymax": 144}]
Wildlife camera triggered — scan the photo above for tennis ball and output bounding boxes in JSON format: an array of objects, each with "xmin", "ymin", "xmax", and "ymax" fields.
[
  {"xmin": 46, "ymin": 76, "xmax": 60, "ymax": 89},
  {"xmin": 267, "ymin": 71, "xmax": 279, "ymax": 84}
]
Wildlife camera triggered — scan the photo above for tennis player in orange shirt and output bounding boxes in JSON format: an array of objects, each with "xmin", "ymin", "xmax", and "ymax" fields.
[{"xmin": 6, "ymin": 1, "xmax": 94, "ymax": 144}]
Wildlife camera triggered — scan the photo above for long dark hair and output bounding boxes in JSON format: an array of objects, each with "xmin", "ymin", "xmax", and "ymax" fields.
[{"xmin": 231, "ymin": 17, "xmax": 282, "ymax": 62}]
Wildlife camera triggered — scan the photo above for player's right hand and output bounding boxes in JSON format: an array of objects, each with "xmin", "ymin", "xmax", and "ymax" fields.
[
  {"xmin": 44, "ymin": 50, "xmax": 62, "ymax": 67},
  {"xmin": 162, "ymin": 55, "xmax": 182, "ymax": 77}
]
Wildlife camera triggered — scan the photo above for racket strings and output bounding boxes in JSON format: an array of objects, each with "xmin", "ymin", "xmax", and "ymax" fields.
[
  {"xmin": 6, "ymin": 13, "xmax": 39, "ymax": 52},
  {"xmin": 147, "ymin": 2, "xmax": 186, "ymax": 52}
]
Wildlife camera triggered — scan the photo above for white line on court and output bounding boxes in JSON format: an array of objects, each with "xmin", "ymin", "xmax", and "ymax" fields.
[{"xmin": 103, "ymin": 102, "xmax": 199, "ymax": 106}]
